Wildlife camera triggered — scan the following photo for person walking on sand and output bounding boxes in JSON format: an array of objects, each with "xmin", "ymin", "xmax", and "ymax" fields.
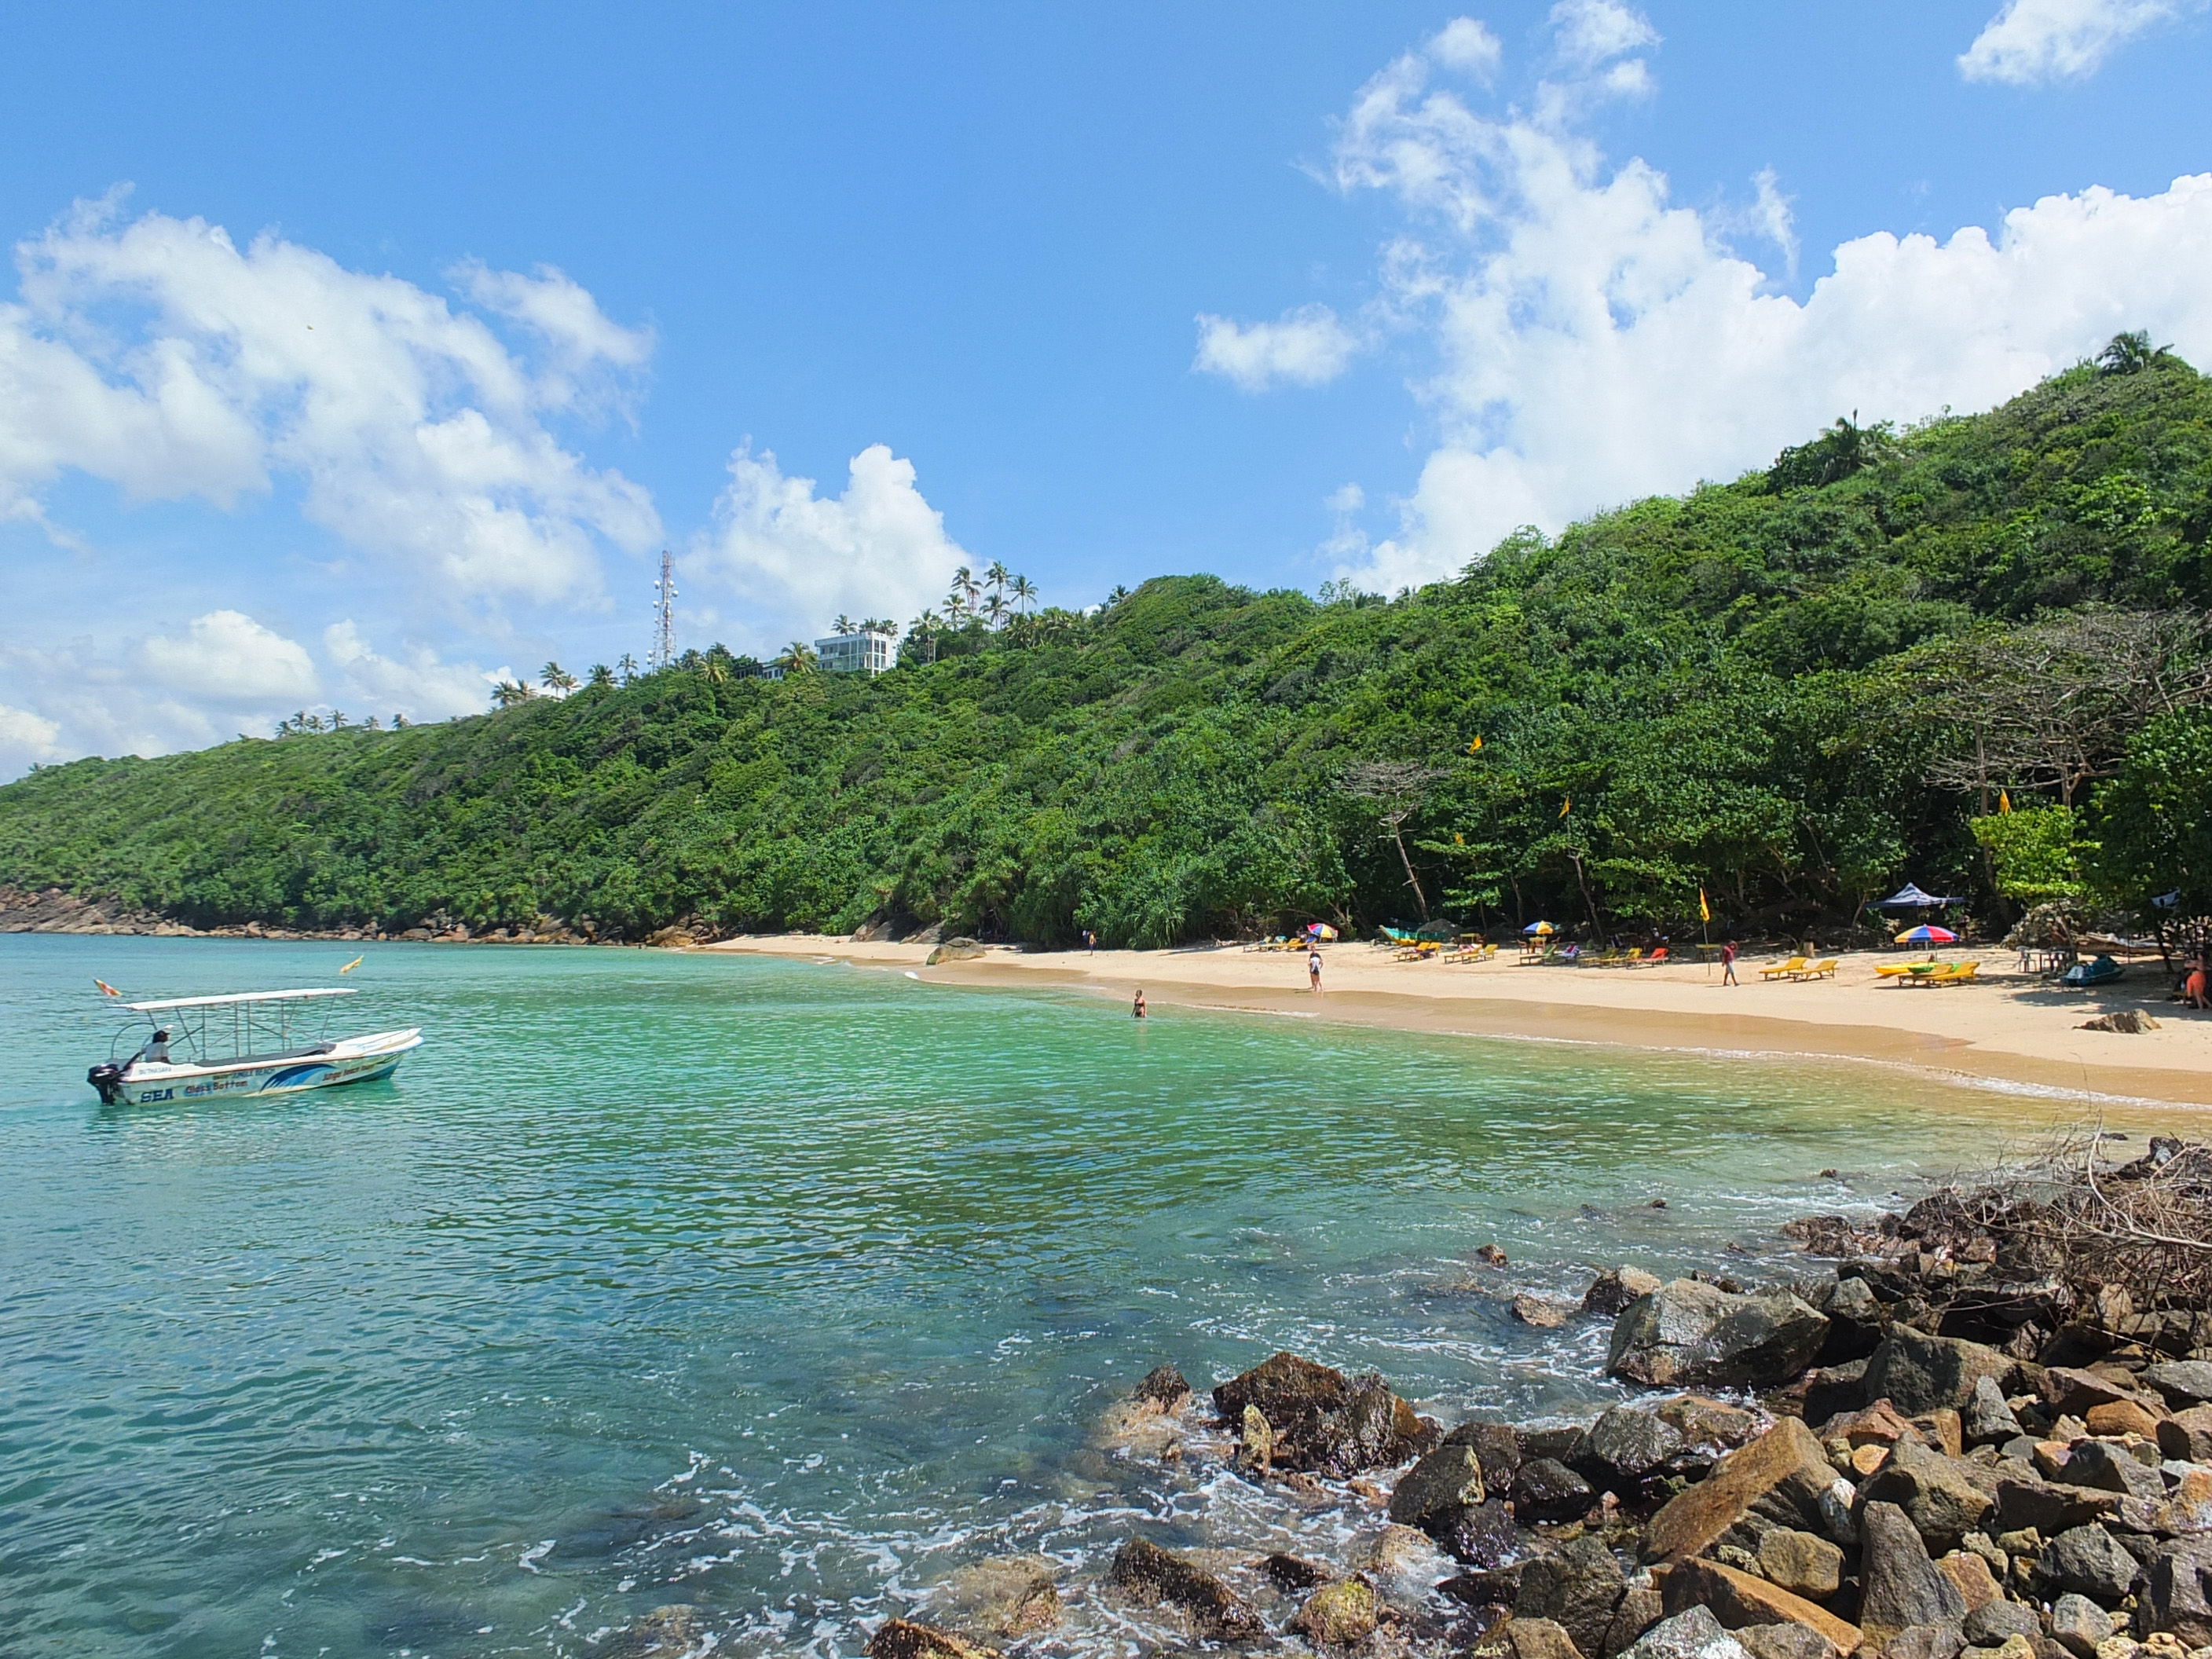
[
  {"xmin": 1132, "ymin": 987, "xmax": 1148, "ymax": 1019},
  {"xmin": 1086, "ymin": 928, "xmax": 1096, "ymax": 954},
  {"xmin": 1308, "ymin": 943, "xmax": 1324, "ymax": 994},
  {"xmin": 2187, "ymin": 958, "xmax": 2210, "ymax": 1011},
  {"xmin": 1720, "ymin": 939, "xmax": 1739, "ymax": 987}
]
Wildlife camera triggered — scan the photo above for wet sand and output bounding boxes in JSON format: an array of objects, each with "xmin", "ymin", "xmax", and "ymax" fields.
[{"xmin": 704, "ymin": 935, "xmax": 2212, "ymax": 1110}]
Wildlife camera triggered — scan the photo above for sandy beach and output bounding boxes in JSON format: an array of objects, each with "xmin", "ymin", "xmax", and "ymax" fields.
[{"xmin": 705, "ymin": 934, "xmax": 2212, "ymax": 1109}]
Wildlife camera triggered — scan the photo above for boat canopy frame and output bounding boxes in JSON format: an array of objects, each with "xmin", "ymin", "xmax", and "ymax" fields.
[{"xmin": 109, "ymin": 988, "xmax": 358, "ymax": 1068}]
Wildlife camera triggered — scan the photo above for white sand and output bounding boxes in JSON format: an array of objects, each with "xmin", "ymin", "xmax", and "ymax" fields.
[{"xmin": 701, "ymin": 935, "xmax": 2212, "ymax": 1110}]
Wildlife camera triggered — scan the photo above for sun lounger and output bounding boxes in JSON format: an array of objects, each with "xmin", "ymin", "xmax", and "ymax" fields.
[
  {"xmin": 1791, "ymin": 958, "xmax": 1839, "ymax": 980},
  {"xmin": 1899, "ymin": 961, "xmax": 1980, "ymax": 987},
  {"xmin": 1760, "ymin": 957, "xmax": 1808, "ymax": 981}
]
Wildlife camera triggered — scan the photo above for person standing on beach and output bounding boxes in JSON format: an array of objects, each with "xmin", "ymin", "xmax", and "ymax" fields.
[
  {"xmin": 1308, "ymin": 944, "xmax": 1324, "ymax": 994},
  {"xmin": 1132, "ymin": 987, "xmax": 1147, "ymax": 1019},
  {"xmin": 2187, "ymin": 958, "xmax": 2209, "ymax": 1010},
  {"xmin": 1086, "ymin": 928, "xmax": 1096, "ymax": 954},
  {"xmin": 1720, "ymin": 940, "xmax": 1739, "ymax": 987}
]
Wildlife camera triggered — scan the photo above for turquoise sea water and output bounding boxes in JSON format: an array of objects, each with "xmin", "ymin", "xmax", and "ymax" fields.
[{"xmin": 0, "ymin": 935, "xmax": 2082, "ymax": 1657}]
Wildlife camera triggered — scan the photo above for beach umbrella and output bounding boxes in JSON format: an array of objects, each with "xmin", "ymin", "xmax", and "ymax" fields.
[
  {"xmin": 1895, "ymin": 925, "xmax": 1957, "ymax": 944},
  {"xmin": 1523, "ymin": 921, "xmax": 1557, "ymax": 935},
  {"xmin": 1306, "ymin": 922, "xmax": 1339, "ymax": 940}
]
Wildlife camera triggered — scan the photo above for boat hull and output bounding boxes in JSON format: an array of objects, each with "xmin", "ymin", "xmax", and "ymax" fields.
[{"xmin": 101, "ymin": 1029, "xmax": 423, "ymax": 1105}]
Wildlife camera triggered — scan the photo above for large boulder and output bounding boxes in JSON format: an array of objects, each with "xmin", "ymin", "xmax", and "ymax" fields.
[
  {"xmin": 2032, "ymin": 1523, "xmax": 2139, "ymax": 1603},
  {"xmin": 1991, "ymin": 1475, "xmax": 2120, "ymax": 1536},
  {"xmin": 2137, "ymin": 1537, "xmax": 2212, "ymax": 1643},
  {"xmin": 928, "ymin": 1557, "xmax": 1061, "ymax": 1641},
  {"xmin": 1585, "ymin": 1266, "xmax": 1665, "ymax": 1317},
  {"xmin": 1618, "ymin": 1607, "xmax": 1752, "ymax": 1659},
  {"xmin": 1514, "ymin": 1458, "xmax": 1597, "ymax": 1525},
  {"xmin": 1105, "ymin": 1537, "xmax": 1264, "ymax": 1641},
  {"xmin": 1391, "ymin": 1441, "xmax": 1487, "ymax": 1530},
  {"xmin": 1514, "ymin": 1536, "xmax": 1626, "ymax": 1658},
  {"xmin": 1857, "ymin": 1500, "xmax": 1966, "ymax": 1640},
  {"xmin": 866, "ymin": 1621, "xmax": 1000, "ymax": 1659},
  {"xmin": 1211, "ymin": 1352, "xmax": 1426, "ymax": 1475},
  {"xmin": 2058, "ymin": 1439, "xmax": 2164, "ymax": 1502},
  {"xmin": 1643, "ymin": 1418, "xmax": 1848, "ymax": 1565},
  {"xmin": 1292, "ymin": 1578, "xmax": 1379, "ymax": 1646},
  {"xmin": 2145, "ymin": 1361, "xmax": 2212, "ymax": 1410},
  {"xmin": 1861, "ymin": 1329, "xmax": 2012, "ymax": 1416},
  {"xmin": 1658, "ymin": 1560, "xmax": 1861, "ymax": 1654},
  {"xmin": 1608, "ymin": 1280, "xmax": 1829, "ymax": 1390},
  {"xmin": 1856, "ymin": 1436, "xmax": 1999, "ymax": 1553},
  {"xmin": 1584, "ymin": 1407, "xmax": 1686, "ymax": 1487},
  {"xmin": 1435, "ymin": 1499, "xmax": 1526, "ymax": 1568}
]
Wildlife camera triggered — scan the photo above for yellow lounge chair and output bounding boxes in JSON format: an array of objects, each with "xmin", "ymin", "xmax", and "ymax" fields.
[
  {"xmin": 1760, "ymin": 957, "xmax": 1808, "ymax": 981},
  {"xmin": 1792, "ymin": 959, "xmax": 1839, "ymax": 980}
]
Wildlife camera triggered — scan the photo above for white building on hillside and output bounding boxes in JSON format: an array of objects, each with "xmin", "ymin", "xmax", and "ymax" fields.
[{"xmin": 815, "ymin": 629, "xmax": 896, "ymax": 675}]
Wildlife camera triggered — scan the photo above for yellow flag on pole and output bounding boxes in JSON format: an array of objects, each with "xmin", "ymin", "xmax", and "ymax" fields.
[
  {"xmin": 1998, "ymin": 789, "xmax": 2012, "ymax": 814},
  {"xmin": 1467, "ymin": 736, "xmax": 1483, "ymax": 753},
  {"xmin": 339, "ymin": 955, "xmax": 364, "ymax": 976},
  {"xmin": 1698, "ymin": 887, "xmax": 1711, "ymax": 924},
  {"xmin": 1559, "ymin": 797, "xmax": 1572, "ymax": 818}
]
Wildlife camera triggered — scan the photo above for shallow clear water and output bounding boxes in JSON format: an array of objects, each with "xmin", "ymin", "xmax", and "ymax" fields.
[{"xmin": 0, "ymin": 934, "xmax": 2081, "ymax": 1656}]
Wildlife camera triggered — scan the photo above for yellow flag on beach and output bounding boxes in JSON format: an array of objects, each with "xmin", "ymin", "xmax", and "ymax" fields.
[
  {"xmin": 1698, "ymin": 888, "xmax": 1711, "ymax": 924},
  {"xmin": 1998, "ymin": 789, "xmax": 2012, "ymax": 814},
  {"xmin": 339, "ymin": 955, "xmax": 364, "ymax": 975},
  {"xmin": 1559, "ymin": 797, "xmax": 1572, "ymax": 818}
]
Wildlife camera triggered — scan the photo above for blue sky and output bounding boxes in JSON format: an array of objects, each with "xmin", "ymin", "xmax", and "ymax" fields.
[{"xmin": 2, "ymin": 0, "xmax": 2210, "ymax": 772}]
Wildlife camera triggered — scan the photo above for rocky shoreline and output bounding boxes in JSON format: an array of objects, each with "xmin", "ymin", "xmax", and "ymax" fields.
[{"xmin": 617, "ymin": 1136, "xmax": 2212, "ymax": 1659}]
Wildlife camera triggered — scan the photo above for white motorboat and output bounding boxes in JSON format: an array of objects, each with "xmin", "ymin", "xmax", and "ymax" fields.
[{"xmin": 87, "ymin": 987, "xmax": 423, "ymax": 1106}]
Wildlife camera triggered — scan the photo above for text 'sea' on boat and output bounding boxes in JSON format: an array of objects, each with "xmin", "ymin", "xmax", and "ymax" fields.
[{"xmin": 86, "ymin": 987, "xmax": 423, "ymax": 1105}]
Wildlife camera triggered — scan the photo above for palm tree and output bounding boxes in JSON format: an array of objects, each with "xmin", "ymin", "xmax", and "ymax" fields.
[
  {"xmin": 983, "ymin": 592, "xmax": 1010, "ymax": 629},
  {"xmin": 540, "ymin": 661, "xmax": 577, "ymax": 694},
  {"xmin": 2097, "ymin": 330, "xmax": 2171, "ymax": 375},
  {"xmin": 493, "ymin": 679, "xmax": 537, "ymax": 709},
  {"xmin": 616, "ymin": 653, "xmax": 639, "ymax": 684},
  {"xmin": 832, "ymin": 614, "xmax": 857, "ymax": 635},
  {"xmin": 699, "ymin": 652, "xmax": 731, "ymax": 685},
  {"xmin": 1009, "ymin": 574, "xmax": 1037, "ymax": 615},
  {"xmin": 949, "ymin": 566, "xmax": 980, "ymax": 619},
  {"xmin": 1107, "ymin": 584, "xmax": 1131, "ymax": 607},
  {"xmin": 862, "ymin": 617, "xmax": 899, "ymax": 637},
  {"xmin": 587, "ymin": 663, "xmax": 615, "ymax": 688},
  {"xmin": 984, "ymin": 560, "xmax": 1010, "ymax": 602},
  {"xmin": 775, "ymin": 640, "xmax": 818, "ymax": 674},
  {"xmin": 908, "ymin": 609, "xmax": 939, "ymax": 665}
]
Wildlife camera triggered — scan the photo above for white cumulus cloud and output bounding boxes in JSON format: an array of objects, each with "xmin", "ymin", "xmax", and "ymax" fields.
[
  {"xmin": 1259, "ymin": 27, "xmax": 2212, "ymax": 595},
  {"xmin": 1194, "ymin": 304, "xmax": 1361, "ymax": 391},
  {"xmin": 0, "ymin": 200, "xmax": 660, "ymax": 601},
  {"xmin": 0, "ymin": 703, "xmax": 66, "ymax": 775},
  {"xmin": 1429, "ymin": 17, "xmax": 1503, "ymax": 78},
  {"xmin": 692, "ymin": 443, "xmax": 970, "ymax": 650},
  {"xmin": 323, "ymin": 621, "xmax": 507, "ymax": 721},
  {"xmin": 1959, "ymin": 0, "xmax": 2203, "ymax": 84},
  {"xmin": 141, "ymin": 610, "xmax": 320, "ymax": 703},
  {"xmin": 1548, "ymin": 0, "xmax": 1660, "ymax": 66}
]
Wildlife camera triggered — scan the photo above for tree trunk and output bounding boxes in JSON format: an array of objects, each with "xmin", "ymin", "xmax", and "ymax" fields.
[{"xmin": 1390, "ymin": 821, "xmax": 1430, "ymax": 920}]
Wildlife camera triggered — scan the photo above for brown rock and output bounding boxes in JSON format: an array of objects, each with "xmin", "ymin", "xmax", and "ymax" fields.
[
  {"xmin": 1474, "ymin": 1617, "xmax": 1587, "ymax": 1659},
  {"xmin": 1760, "ymin": 1529, "xmax": 1845, "ymax": 1599},
  {"xmin": 1105, "ymin": 1537, "xmax": 1265, "ymax": 1641},
  {"xmin": 2159, "ymin": 1404, "xmax": 2212, "ymax": 1464},
  {"xmin": 1851, "ymin": 1445, "xmax": 1892, "ymax": 1478},
  {"xmin": 1293, "ymin": 1578, "xmax": 1379, "ymax": 1646},
  {"xmin": 1585, "ymin": 1266, "xmax": 1664, "ymax": 1317},
  {"xmin": 866, "ymin": 1620, "xmax": 1001, "ymax": 1659},
  {"xmin": 1644, "ymin": 1418, "xmax": 1844, "ymax": 1566},
  {"xmin": 1514, "ymin": 1294, "xmax": 1574, "ymax": 1329},
  {"xmin": 930, "ymin": 1557, "xmax": 1062, "ymax": 1641},
  {"xmin": 2084, "ymin": 1400, "xmax": 2162, "ymax": 1439},
  {"xmin": 1818, "ymin": 1400, "xmax": 1925, "ymax": 1448},
  {"xmin": 1211, "ymin": 1352, "xmax": 1424, "ymax": 1475},
  {"xmin": 1661, "ymin": 1558, "xmax": 1862, "ymax": 1654},
  {"xmin": 1937, "ymin": 1550, "xmax": 2002, "ymax": 1612},
  {"xmin": 1131, "ymin": 1365, "xmax": 1192, "ymax": 1411},
  {"xmin": 1858, "ymin": 1435, "xmax": 2000, "ymax": 1553}
]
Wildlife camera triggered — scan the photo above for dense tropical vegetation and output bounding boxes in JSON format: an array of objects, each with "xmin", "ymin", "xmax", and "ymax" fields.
[{"xmin": 3, "ymin": 339, "xmax": 2209, "ymax": 948}]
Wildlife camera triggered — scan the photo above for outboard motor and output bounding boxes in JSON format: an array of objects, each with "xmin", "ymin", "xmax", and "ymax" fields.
[{"xmin": 87, "ymin": 1062, "xmax": 125, "ymax": 1105}]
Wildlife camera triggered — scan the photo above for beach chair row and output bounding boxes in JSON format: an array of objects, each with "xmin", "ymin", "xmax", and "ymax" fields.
[{"xmin": 1757, "ymin": 956, "xmax": 1839, "ymax": 982}]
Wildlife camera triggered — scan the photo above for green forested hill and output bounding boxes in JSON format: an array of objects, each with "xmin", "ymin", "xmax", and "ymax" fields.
[{"xmin": 5, "ymin": 342, "xmax": 2210, "ymax": 946}]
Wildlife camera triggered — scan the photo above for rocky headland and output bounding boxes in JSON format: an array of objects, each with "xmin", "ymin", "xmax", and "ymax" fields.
[{"xmin": 617, "ymin": 1135, "xmax": 2212, "ymax": 1659}]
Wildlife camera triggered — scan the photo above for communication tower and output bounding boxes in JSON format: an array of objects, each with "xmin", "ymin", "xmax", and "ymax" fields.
[{"xmin": 650, "ymin": 551, "xmax": 677, "ymax": 668}]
